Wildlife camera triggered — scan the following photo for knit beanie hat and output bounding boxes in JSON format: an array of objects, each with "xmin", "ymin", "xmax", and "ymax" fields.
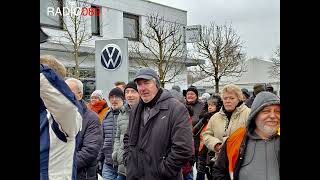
[
  {"xmin": 109, "ymin": 87, "xmax": 125, "ymax": 100},
  {"xmin": 91, "ymin": 90, "xmax": 104, "ymax": 100},
  {"xmin": 186, "ymin": 86, "xmax": 199, "ymax": 98},
  {"xmin": 253, "ymin": 83, "xmax": 265, "ymax": 96},
  {"xmin": 124, "ymin": 81, "xmax": 138, "ymax": 93},
  {"xmin": 241, "ymin": 88, "xmax": 250, "ymax": 99}
]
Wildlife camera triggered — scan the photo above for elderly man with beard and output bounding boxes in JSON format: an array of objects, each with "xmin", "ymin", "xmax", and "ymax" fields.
[{"xmin": 212, "ymin": 91, "xmax": 280, "ymax": 180}]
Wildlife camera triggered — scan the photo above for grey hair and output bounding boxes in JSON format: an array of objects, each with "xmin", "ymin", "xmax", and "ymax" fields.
[
  {"xmin": 152, "ymin": 78, "xmax": 160, "ymax": 88},
  {"xmin": 65, "ymin": 78, "xmax": 84, "ymax": 95}
]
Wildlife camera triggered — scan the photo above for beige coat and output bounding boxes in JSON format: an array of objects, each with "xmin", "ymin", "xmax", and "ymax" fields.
[{"xmin": 203, "ymin": 103, "xmax": 250, "ymax": 153}]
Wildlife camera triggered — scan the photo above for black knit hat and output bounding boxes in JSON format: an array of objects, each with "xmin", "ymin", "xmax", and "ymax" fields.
[
  {"xmin": 186, "ymin": 86, "xmax": 199, "ymax": 97},
  {"xmin": 124, "ymin": 81, "xmax": 138, "ymax": 93},
  {"xmin": 109, "ymin": 87, "xmax": 125, "ymax": 100},
  {"xmin": 241, "ymin": 88, "xmax": 250, "ymax": 99}
]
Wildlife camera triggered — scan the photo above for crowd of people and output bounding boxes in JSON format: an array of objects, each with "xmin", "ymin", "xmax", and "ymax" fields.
[{"xmin": 40, "ymin": 54, "xmax": 280, "ymax": 180}]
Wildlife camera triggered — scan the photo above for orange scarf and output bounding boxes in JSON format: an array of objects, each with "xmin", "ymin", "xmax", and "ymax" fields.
[
  {"xmin": 87, "ymin": 99, "xmax": 107, "ymax": 113},
  {"xmin": 199, "ymin": 124, "xmax": 208, "ymax": 152},
  {"xmin": 226, "ymin": 127, "xmax": 246, "ymax": 180}
]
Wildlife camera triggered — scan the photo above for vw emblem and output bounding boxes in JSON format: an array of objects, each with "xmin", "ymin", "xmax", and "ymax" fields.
[{"xmin": 101, "ymin": 44, "xmax": 122, "ymax": 70}]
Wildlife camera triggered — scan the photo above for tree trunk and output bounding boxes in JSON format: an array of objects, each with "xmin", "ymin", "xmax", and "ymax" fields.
[
  {"xmin": 160, "ymin": 81, "xmax": 165, "ymax": 88},
  {"xmin": 74, "ymin": 49, "xmax": 80, "ymax": 79},
  {"xmin": 215, "ymin": 78, "xmax": 219, "ymax": 93}
]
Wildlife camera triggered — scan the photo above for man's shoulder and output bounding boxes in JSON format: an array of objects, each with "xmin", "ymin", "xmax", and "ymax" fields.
[
  {"xmin": 164, "ymin": 96, "xmax": 186, "ymax": 108},
  {"xmin": 85, "ymin": 109, "xmax": 100, "ymax": 124}
]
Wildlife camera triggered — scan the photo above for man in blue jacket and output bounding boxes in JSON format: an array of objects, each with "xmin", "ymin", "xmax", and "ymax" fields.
[{"xmin": 40, "ymin": 55, "xmax": 83, "ymax": 180}]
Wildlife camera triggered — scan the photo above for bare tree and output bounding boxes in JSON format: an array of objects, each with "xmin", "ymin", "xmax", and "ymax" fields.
[
  {"xmin": 130, "ymin": 13, "xmax": 186, "ymax": 88},
  {"xmin": 193, "ymin": 22, "xmax": 246, "ymax": 92},
  {"xmin": 269, "ymin": 46, "xmax": 280, "ymax": 80},
  {"xmin": 187, "ymin": 66, "xmax": 209, "ymax": 85},
  {"xmin": 47, "ymin": 0, "xmax": 103, "ymax": 79}
]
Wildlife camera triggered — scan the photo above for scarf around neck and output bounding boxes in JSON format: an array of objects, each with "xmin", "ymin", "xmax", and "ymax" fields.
[{"xmin": 88, "ymin": 99, "xmax": 107, "ymax": 113}]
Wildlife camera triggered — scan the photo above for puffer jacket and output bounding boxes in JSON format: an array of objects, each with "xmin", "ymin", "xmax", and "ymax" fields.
[
  {"xmin": 203, "ymin": 103, "xmax": 250, "ymax": 153},
  {"xmin": 187, "ymin": 100, "xmax": 205, "ymax": 127},
  {"xmin": 112, "ymin": 105, "xmax": 130, "ymax": 176},
  {"xmin": 97, "ymin": 108, "xmax": 120, "ymax": 165},
  {"xmin": 123, "ymin": 89, "xmax": 193, "ymax": 180}
]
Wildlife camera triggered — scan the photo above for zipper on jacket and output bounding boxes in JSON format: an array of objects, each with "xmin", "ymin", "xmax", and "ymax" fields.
[
  {"xmin": 265, "ymin": 140, "xmax": 268, "ymax": 180},
  {"xmin": 111, "ymin": 114, "xmax": 117, "ymax": 148}
]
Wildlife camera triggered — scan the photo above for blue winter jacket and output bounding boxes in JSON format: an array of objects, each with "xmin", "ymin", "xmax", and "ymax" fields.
[
  {"xmin": 97, "ymin": 108, "xmax": 120, "ymax": 165},
  {"xmin": 40, "ymin": 64, "xmax": 83, "ymax": 180}
]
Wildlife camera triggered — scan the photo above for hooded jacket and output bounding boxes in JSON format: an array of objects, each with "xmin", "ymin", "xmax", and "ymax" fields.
[
  {"xmin": 123, "ymin": 89, "xmax": 193, "ymax": 180},
  {"xmin": 212, "ymin": 92, "xmax": 280, "ymax": 180}
]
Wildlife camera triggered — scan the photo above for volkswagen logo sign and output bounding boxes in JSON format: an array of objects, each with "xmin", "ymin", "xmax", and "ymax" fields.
[{"xmin": 101, "ymin": 44, "xmax": 122, "ymax": 70}]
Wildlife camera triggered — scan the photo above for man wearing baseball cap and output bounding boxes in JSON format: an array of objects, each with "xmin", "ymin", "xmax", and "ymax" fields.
[{"xmin": 123, "ymin": 67, "xmax": 193, "ymax": 180}]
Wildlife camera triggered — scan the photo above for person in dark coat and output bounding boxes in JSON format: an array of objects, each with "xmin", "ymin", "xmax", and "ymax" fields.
[
  {"xmin": 241, "ymin": 88, "xmax": 250, "ymax": 101},
  {"xmin": 185, "ymin": 86, "xmax": 205, "ymax": 168},
  {"xmin": 123, "ymin": 68, "xmax": 193, "ymax": 180},
  {"xmin": 66, "ymin": 78, "xmax": 103, "ymax": 180},
  {"xmin": 245, "ymin": 83, "xmax": 265, "ymax": 108}
]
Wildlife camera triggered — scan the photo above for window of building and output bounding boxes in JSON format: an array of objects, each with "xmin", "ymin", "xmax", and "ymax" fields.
[
  {"xmin": 40, "ymin": 0, "xmax": 64, "ymax": 29},
  {"xmin": 128, "ymin": 71, "xmax": 137, "ymax": 82},
  {"xmin": 81, "ymin": 78, "xmax": 96, "ymax": 101},
  {"xmin": 91, "ymin": 5, "xmax": 101, "ymax": 36},
  {"xmin": 123, "ymin": 13, "xmax": 140, "ymax": 41}
]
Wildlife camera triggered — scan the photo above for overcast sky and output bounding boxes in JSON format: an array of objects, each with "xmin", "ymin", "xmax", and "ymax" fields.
[{"xmin": 149, "ymin": 0, "xmax": 280, "ymax": 60}]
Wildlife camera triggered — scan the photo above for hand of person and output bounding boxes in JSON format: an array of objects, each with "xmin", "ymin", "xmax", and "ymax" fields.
[
  {"xmin": 203, "ymin": 112, "xmax": 213, "ymax": 122},
  {"xmin": 112, "ymin": 152, "xmax": 117, "ymax": 162},
  {"xmin": 97, "ymin": 161, "xmax": 103, "ymax": 175}
]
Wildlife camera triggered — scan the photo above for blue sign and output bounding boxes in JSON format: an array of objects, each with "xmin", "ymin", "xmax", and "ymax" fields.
[{"xmin": 100, "ymin": 44, "xmax": 122, "ymax": 70}]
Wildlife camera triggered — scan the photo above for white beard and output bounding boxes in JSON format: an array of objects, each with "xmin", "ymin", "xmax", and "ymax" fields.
[{"xmin": 256, "ymin": 121, "xmax": 279, "ymax": 137}]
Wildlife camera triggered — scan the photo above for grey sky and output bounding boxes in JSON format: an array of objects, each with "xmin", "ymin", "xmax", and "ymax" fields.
[{"xmin": 148, "ymin": 0, "xmax": 280, "ymax": 60}]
